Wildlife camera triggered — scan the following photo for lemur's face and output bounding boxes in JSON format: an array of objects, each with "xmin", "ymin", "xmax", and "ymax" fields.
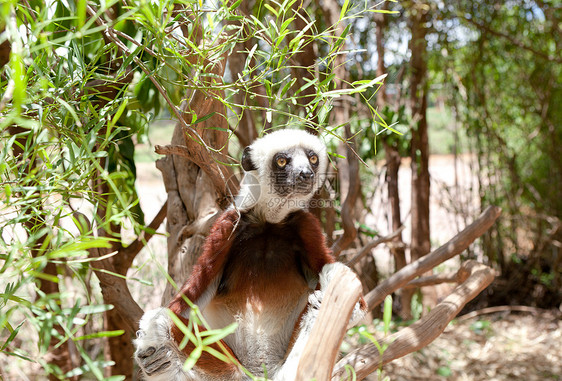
[
  {"xmin": 270, "ymin": 147, "xmax": 320, "ymax": 197},
  {"xmin": 237, "ymin": 129, "xmax": 328, "ymax": 221}
]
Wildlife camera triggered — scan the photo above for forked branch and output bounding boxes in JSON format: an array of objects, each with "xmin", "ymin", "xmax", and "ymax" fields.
[
  {"xmin": 297, "ymin": 206, "xmax": 500, "ymax": 380},
  {"xmin": 331, "ymin": 260, "xmax": 495, "ymax": 380},
  {"xmin": 296, "ymin": 267, "xmax": 363, "ymax": 381},
  {"xmin": 365, "ymin": 205, "xmax": 501, "ymax": 309}
]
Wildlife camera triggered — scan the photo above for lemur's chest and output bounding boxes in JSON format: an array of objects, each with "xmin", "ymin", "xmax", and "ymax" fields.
[
  {"xmin": 202, "ymin": 221, "xmax": 312, "ymax": 372},
  {"xmin": 215, "ymin": 222, "xmax": 311, "ymax": 311}
]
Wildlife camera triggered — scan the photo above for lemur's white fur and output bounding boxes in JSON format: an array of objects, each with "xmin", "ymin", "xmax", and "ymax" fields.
[
  {"xmin": 134, "ymin": 130, "xmax": 364, "ymax": 380},
  {"xmin": 235, "ymin": 129, "xmax": 328, "ymax": 223}
]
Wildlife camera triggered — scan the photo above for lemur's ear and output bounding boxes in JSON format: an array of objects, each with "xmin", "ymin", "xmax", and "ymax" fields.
[{"xmin": 241, "ymin": 146, "xmax": 257, "ymax": 171}]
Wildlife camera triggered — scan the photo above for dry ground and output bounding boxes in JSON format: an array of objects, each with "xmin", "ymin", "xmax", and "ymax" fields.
[{"xmin": 374, "ymin": 309, "xmax": 562, "ymax": 380}]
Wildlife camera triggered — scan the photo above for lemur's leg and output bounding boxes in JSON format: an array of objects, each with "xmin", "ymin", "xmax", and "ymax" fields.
[
  {"xmin": 273, "ymin": 262, "xmax": 367, "ymax": 381},
  {"xmin": 134, "ymin": 308, "xmax": 243, "ymax": 381},
  {"xmin": 134, "ymin": 209, "xmax": 242, "ymax": 380}
]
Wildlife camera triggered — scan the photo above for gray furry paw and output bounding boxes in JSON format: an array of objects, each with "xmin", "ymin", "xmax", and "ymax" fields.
[{"xmin": 134, "ymin": 308, "xmax": 188, "ymax": 380}]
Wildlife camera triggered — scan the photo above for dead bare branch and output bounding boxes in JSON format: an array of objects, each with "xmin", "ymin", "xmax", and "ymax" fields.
[
  {"xmin": 456, "ymin": 305, "xmax": 557, "ymax": 322},
  {"xmin": 346, "ymin": 226, "xmax": 406, "ymax": 267},
  {"xmin": 332, "ymin": 260, "xmax": 495, "ymax": 380},
  {"xmin": 154, "ymin": 144, "xmax": 237, "ymax": 202},
  {"xmin": 364, "ymin": 205, "xmax": 501, "ymax": 310},
  {"xmin": 402, "ymin": 271, "xmax": 459, "ymax": 288},
  {"xmin": 296, "ymin": 266, "xmax": 363, "ymax": 381}
]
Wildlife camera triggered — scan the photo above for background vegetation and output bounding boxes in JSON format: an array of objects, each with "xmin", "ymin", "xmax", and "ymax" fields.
[{"xmin": 0, "ymin": 0, "xmax": 560, "ymax": 379}]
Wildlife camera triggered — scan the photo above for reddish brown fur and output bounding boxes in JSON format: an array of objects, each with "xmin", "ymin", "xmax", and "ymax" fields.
[
  {"xmin": 293, "ymin": 211, "xmax": 335, "ymax": 272},
  {"xmin": 167, "ymin": 209, "xmax": 241, "ymax": 376},
  {"xmin": 295, "ymin": 212, "xmax": 367, "ymax": 311}
]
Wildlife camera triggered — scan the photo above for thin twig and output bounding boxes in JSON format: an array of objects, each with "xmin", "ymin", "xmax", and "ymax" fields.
[
  {"xmin": 346, "ymin": 225, "xmax": 406, "ymax": 267},
  {"xmin": 456, "ymin": 305, "xmax": 556, "ymax": 322}
]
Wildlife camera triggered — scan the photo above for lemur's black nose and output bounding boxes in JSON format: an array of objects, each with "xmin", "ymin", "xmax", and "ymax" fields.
[{"xmin": 298, "ymin": 169, "xmax": 314, "ymax": 180}]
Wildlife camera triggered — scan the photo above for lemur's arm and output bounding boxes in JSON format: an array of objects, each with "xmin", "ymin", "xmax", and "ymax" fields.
[
  {"xmin": 293, "ymin": 211, "xmax": 335, "ymax": 272},
  {"xmin": 134, "ymin": 209, "xmax": 243, "ymax": 380},
  {"xmin": 294, "ymin": 211, "xmax": 367, "ymax": 309}
]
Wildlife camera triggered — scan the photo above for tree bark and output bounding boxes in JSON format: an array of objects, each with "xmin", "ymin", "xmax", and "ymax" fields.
[
  {"xmin": 409, "ymin": 2, "xmax": 430, "ymax": 262},
  {"xmin": 227, "ymin": 0, "xmax": 259, "ymax": 147},
  {"xmin": 159, "ymin": 98, "xmax": 231, "ymax": 303}
]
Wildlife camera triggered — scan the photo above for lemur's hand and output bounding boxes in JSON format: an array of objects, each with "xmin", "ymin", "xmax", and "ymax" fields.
[
  {"xmin": 314, "ymin": 262, "xmax": 367, "ymax": 327},
  {"xmin": 134, "ymin": 308, "xmax": 186, "ymax": 379}
]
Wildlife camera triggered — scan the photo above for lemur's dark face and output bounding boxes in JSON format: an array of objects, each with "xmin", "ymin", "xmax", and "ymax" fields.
[{"xmin": 269, "ymin": 147, "xmax": 320, "ymax": 196}]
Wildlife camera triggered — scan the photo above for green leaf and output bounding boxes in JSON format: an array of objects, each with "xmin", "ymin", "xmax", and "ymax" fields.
[
  {"xmin": 183, "ymin": 345, "xmax": 202, "ymax": 371},
  {"xmin": 340, "ymin": 0, "xmax": 351, "ymax": 20},
  {"xmin": 228, "ymin": 0, "xmax": 242, "ymax": 11},
  {"xmin": 75, "ymin": 330, "xmax": 125, "ymax": 341},
  {"xmin": 200, "ymin": 323, "xmax": 237, "ymax": 346},
  {"xmin": 383, "ymin": 295, "xmax": 392, "ymax": 335},
  {"xmin": 192, "ymin": 112, "xmax": 216, "ymax": 126},
  {"xmin": 263, "ymin": 4, "xmax": 279, "ymax": 18},
  {"xmin": 1, "ymin": 320, "xmax": 25, "ymax": 351}
]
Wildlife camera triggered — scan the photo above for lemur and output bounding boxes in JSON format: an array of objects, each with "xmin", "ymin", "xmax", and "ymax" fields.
[{"xmin": 134, "ymin": 129, "xmax": 367, "ymax": 380}]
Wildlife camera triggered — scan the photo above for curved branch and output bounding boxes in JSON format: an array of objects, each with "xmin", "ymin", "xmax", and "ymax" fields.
[
  {"xmin": 296, "ymin": 266, "xmax": 363, "ymax": 381},
  {"xmin": 364, "ymin": 205, "xmax": 501, "ymax": 310},
  {"xmin": 332, "ymin": 260, "xmax": 495, "ymax": 380},
  {"xmin": 94, "ymin": 265, "xmax": 144, "ymax": 332},
  {"xmin": 402, "ymin": 271, "xmax": 458, "ymax": 288},
  {"xmin": 154, "ymin": 144, "xmax": 238, "ymax": 202}
]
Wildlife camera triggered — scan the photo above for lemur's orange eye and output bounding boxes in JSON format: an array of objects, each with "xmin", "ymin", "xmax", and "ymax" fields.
[
  {"xmin": 309, "ymin": 155, "xmax": 318, "ymax": 165},
  {"xmin": 276, "ymin": 157, "xmax": 287, "ymax": 168}
]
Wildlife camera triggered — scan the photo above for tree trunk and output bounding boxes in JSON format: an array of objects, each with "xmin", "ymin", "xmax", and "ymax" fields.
[
  {"xmin": 406, "ymin": 2, "xmax": 431, "ymax": 317},
  {"xmin": 384, "ymin": 143, "xmax": 407, "ymax": 272},
  {"xmin": 227, "ymin": 0, "xmax": 259, "ymax": 147},
  {"xmin": 375, "ymin": 3, "xmax": 409, "ymax": 316},
  {"xmin": 160, "ymin": 108, "xmax": 230, "ymax": 304},
  {"xmin": 291, "ymin": 1, "xmax": 319, "ymax": 134}
]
